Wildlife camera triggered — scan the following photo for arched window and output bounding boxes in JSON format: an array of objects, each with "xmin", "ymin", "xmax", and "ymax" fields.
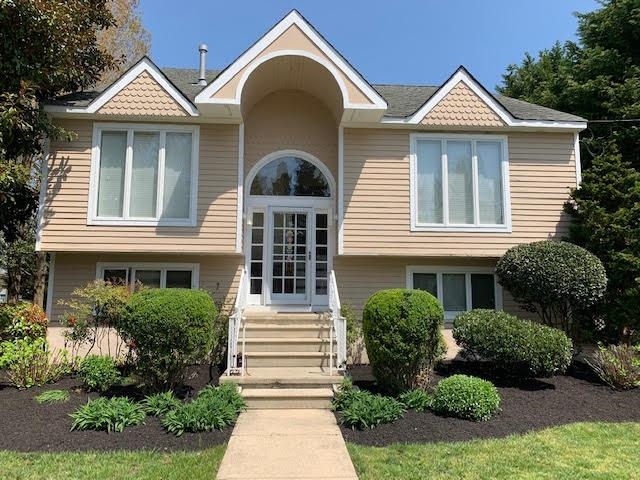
[{"xmin": 249, "ymin": 156, "xmax": 331, "ymax": 197}]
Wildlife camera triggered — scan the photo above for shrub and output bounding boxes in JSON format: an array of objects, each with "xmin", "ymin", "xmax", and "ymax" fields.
[
  {"xmin": 332, "ymin": 379, "xmax": 405, "ymax": 429},
  {"xmin": 59, "ymin": 280, "xmax": 131, "ymax": 360},
  {"xmin": 78, "ymin": 355, "xmax": 121, "ymax": 392},
  {"xmin": 70, "ymin": 397, "xmax": 146, "ymax": 433},
  {"xmin": 34, "ymin": 389, "xmax": 70, "ymax": 404},
  {"xmin": 588, "ymin": 344, "xmax": 640, "ymax": 390},
  {"xmin": 0, "ymin": 338, "xmax": 69, "ymax": 389},
  {"xmin": 0, "ymin": 303, "xmax": 47, "ymax": 341},
  {"xmin": 117, "ymin": 289, "xmax": 216, "ymax": 391},
  {"xmin": 398, "ymin": 389, "xmax": 432, "ymax": 412},
  {"xmin": 453, "ymin": 309, "xmax": 573, "ymax": 378},
  {"xmin": 162, "ymin": 383, "xmax": 245, "ymax": 436},
  {"xmin": 141, "ymin": 391, "xmax": 182, "ymax": 416},
  {"xmin": 431, "ymin": 374, "xmax": 500, "ymax": 421},
  {"xmin": 496, "ymin": 240, "xmax": 607, "ymax": 337},
  {"xmin": 362, "ymin": 289, "xmax": 444, "ymax": 393}
]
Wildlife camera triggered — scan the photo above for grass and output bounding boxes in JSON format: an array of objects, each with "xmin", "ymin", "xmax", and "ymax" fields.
[
  {"xmin": 0, "ymin": 445, "xmax": 226, "ymax": 480},
  {"xmin": 34, "ymin": 390, "xmax": 70, "ymax": 405},
  {"xmin": 348, "ymin": 422, "xmax": 640, "ymax": 480}
]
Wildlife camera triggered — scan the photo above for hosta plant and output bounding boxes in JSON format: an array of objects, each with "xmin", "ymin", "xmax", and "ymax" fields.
[
  {"xmin": 398, "ymin": 389, "xmax": 432, "ymax": 411},
  {"xmin": 141, "ymin": 391, "xmax": 182, "ymax": 416},
  {"xmin": 70, "ymin": 397, "xmax": 146, "ymax": 433}
]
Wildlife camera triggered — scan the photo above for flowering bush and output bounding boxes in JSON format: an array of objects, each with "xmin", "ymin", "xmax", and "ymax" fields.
[
  {"xmin": 0, "ymin": 303, "xmax": 48, "ymax": 341},
  {"xmin": 58, "ymin": 280, "xmax": 131, "ymax": 360}
]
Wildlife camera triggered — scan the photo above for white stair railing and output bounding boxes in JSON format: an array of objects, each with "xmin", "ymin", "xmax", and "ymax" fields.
[
  {"xmin": 328, "ymin": 270, "xmax": 347, "ymax": 374},
  {"xmin": 227, "ymin": 267, "xmax": 249, "ymax": 376}
]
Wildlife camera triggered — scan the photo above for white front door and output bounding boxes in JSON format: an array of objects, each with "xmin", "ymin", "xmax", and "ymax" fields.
[{"xmin": 245, "ymin": 205, "xmax": 331, "ymax": 308}]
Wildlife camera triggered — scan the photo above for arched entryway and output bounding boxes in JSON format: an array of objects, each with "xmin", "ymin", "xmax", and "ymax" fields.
[{"xmin": 245, "ymin": 150, "xmax": 335, "ymax": 309}]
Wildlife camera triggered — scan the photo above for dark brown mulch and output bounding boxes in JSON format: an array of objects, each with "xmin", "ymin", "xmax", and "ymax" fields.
[
  {"xmin": 340, "ymin": 361, "xmax": 640, "ymax": 446},
  {"xmin": 0, "ymin": 364, "xmax": 232, "ymax": 452}
]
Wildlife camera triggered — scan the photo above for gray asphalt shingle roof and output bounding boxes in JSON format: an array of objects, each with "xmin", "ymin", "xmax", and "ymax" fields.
[{"xmin": 49, "ymin": 67, "xmax": 585, "ymax": 123}]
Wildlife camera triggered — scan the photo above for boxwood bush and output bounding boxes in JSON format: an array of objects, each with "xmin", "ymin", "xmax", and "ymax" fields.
[
  {"xmin": 496, "ymin": 240, "xmax": 606, "ymax": 336},
  {"xmin": 362, "ymin": 289, "xmax": 444, "ymax": 394},
  {"xmin": 78, "ymin": 355, "xmax": 121, "ymax": 392},
  {"xmin": 431, "ymin": 374, "xmax": 500, "ymax": 421},
  {"xmin": 453, "ymin": 309, "xmax": 573, "ymax": 378},
  {"xmin": 117, "ymin": 288, "xmax": 216, "ymax": 391}
]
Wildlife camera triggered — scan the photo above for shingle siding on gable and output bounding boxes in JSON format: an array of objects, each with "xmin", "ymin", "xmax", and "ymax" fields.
[
  {"xmin": 421, "ymin": 82, "xmax": 506, "ymax": 127},
  {"xmin": 342, "ymin": 128, "xmax": 576, "ymax": 257},
  {"xmin": 97, "ymin": 71, "xmax": 188, "ymax": 116}
]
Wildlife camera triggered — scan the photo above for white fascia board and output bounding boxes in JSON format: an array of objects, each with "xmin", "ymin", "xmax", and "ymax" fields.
[
  {"xmin": 194, "ymin": 10, "xmax": 387, "ymax": 110},
  {"xmin": 44, "ymin": 58, "xmax": 199, "ymax": 117},
  {"xmin": 396, "ymin": 68, "xmax": 587, "ymax": 131}
]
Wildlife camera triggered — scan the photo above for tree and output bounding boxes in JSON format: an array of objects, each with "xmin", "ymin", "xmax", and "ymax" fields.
[
  {"xmin": 0, "ymin": 0, "xmax": 118, "ymax": 305},
  {"xmin": 499, "ymin": 0, "xmax": 640, "ymax": 342},
  {"xmin": 564, "ymin": 147, "xmax": 640, "ymax": 342},
  {"xmin": 97, "ymin": 0, "xmax": 151, "ymax": 85}
]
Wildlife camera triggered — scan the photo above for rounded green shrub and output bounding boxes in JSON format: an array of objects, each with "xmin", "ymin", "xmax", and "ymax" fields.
[
  {"xmin": 496, "ymin": 240, "xmax": 606, "ymax": 335},
  {"xmin": 78, "ymin": 355, "xmax": 121, "ymax": 392},
  {"xmin": 362, "ymin": 288, "xmax": 444, "ymax": 394},
  {"xmin": 117, "ymin": 289, "xmax": 216, "ymax": 391},
  {"xmin": 453, "ymin": 309, "xmax": 573, "ymax": 378},
  {"xmin": 432, "ymin": 374, "xmax": 500, "ymax": 421}
]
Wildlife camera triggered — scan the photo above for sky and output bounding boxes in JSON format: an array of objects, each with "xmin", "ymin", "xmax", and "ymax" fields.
[{"xmin": 139, "ymin": 0, "xmax": 599, "ymax": 91}]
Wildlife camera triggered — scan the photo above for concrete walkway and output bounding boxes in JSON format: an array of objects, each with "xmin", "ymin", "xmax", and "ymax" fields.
[{"xmin": 216, "ymin": 409, "xmax": 358, "ymax": 480}]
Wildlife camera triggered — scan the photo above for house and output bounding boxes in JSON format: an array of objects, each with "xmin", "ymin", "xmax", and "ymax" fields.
[{"xmin": 40, "ymin": 10, "xmax": 585, "ymax": 406}]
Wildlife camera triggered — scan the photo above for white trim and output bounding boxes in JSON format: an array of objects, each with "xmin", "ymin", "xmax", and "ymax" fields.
[
  {"xmin": 88, "ymin": 122, "xmax": 199, "ymax": 227},
  {"xmin": 35, "ymin": 139, "xmax": 50, "ymax": 252},
  {"xmin": 406, "ymin": 265, "xmax": 503, "ymax": 321},
  {"xmin": 95, "ymin": 262, "xmax": 200, "ymax": 289},
  {"xmin": 45, "ymin": 58, "xmax": 198, "ymax": 116},
  {"xmin": 244, "ymin": 149, "xmax": 337, "ymax": 202},
  {"xmin": 45, "ymin": 253, "xmax": 56, "ymax": 318},
  {"xmin": 236, "ymin": 123, "xmax": 245, "ymax": 253},
  {"xmin": 574, "ymin": 132, "xmax": 582, "ymax": 186},
  {"xmin": 392, "ymin": 67, "xmax": 587, "ymax": 130},
  {"xmin": 409, "ymin": 133, "xmax": 512, "ymax": 233},
  {"xmin": 337, "ymin": 125, "xmax": 344, "ymax": 255},
  {"xmin": 194, "ymin": 10, "xmax": 386, "ymax": 109}
]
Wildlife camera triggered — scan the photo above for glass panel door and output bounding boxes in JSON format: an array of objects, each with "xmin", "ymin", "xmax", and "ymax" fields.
[{"xmin": 269, "ymin": 209, "xmax": 310, "ymax": 304}]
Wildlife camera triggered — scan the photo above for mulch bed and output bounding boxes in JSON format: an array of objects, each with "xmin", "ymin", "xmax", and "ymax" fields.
[
  {"xmin": 0, "ymin": 364, "xmax": 231, "ymax": 452},
  {"xmin": 340, "ymin": 361, "xmax": 640, "ymax": 446}
]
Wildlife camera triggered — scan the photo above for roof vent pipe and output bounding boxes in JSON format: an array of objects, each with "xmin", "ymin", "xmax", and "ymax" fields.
[{"xmin": 198, "ymin": 44, "xmax": 208, "ymax": 86}]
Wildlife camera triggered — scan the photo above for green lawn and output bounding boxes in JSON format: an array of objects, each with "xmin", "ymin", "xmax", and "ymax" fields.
[
  {"xmin": 348, "ymin": 422, "xmax": 640, "ymax": 480},
  {"xmin": 0, "ymin": 445, "xmax": 226, "ymax": 480}
]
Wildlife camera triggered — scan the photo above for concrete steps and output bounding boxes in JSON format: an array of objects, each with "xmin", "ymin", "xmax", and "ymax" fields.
[
  {"xmin": 241, "ymin": 387, "xmax": 334, "ymax": 409},
  {"xmin": 226, "ymin": 310, "xmax": 342, "ymax": 409}
]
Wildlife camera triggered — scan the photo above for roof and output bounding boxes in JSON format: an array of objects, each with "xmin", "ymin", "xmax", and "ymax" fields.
[{"xmin": 49, "ymin": 67, "xmax": 586, "ymax": 123}]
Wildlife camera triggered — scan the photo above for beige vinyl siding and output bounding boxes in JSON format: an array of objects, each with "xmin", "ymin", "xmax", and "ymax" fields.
[
  {"xmin": 244, "ymin": 90, "xmax": 338, "ymax": 180},
  {"xmin": 50, "ymin": 253, "xmax": 242, "ymax": 321},
  {"xmin": 342, "ymin": 129, "xmax": 576, "ymax": 256},
  {"xmin": 334, "ymin": 256, "xmax": 533, "ymax": 320},
  {"xmin": 41, "ymin": 120, "xmax": 239, "ymax": 253}
]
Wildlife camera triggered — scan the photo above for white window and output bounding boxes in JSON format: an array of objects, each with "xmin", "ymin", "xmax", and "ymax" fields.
[
  {"xmin": 96, "ymin": 263, "xmax": 199, "ymax": 290},
  {"xmin": 410, "ymin": 134, "xmax": 511, "ymax": 232},
  {"xmin": 406, "ymin": 266, "xmax": 502, "ymax": 321},
  {"xmin": 89, "ymin": 123, "xmax": 199, "ymax": 226}
]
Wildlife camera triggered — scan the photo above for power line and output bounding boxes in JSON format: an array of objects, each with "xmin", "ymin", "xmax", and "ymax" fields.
[{"xmin": 588, "ymin": 119, "xmax": 640, "ymax": 124}]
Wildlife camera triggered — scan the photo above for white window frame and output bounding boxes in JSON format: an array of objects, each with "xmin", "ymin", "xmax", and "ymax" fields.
[
  {"xmin": 406, "ymin": 265, "xmax": 503, "ymax": 321},
  {"xmin": 409, "ymin": 133, "xmax": 512, "ymax": 232},
  {"xmin": 96, "ymin": 262, "xmax": 200, "ymax": 289},
  {"xmin": 88, "ymin": 123, "xmax": 199, "ymax": 227}
]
